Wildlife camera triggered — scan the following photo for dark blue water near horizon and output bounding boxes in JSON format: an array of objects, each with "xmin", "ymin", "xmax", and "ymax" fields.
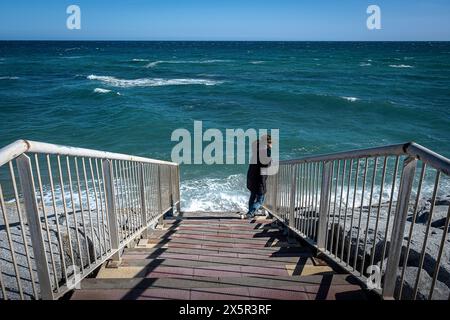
[{"xmin": 0, "ymin": 41, "xmax": 449, "ymax": 210}]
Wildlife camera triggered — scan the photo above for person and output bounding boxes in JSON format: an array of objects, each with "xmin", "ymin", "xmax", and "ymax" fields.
[{"xmin": 244, "ymin": 134, "xmax": 272, "ymax": 219}]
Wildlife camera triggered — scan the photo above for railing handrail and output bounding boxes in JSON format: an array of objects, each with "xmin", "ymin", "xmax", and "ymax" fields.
[
  {"xmin": 0, "ymin": 139, "xmax": 178, "ymax": 167},
  {"xmin": 279, "ymin": 141, "xmax": 450, "ymax": 174}
]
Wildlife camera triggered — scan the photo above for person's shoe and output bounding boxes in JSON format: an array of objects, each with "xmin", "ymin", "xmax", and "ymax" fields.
[{"xmin": 246, "ymin": 213, "xmax": 255, "ymax": 219}]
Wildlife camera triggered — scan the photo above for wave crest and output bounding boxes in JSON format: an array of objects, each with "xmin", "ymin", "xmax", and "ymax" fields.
[
  {"xmin": 87, "ymin": 75, "xmax": 222, "ymax": 87},
  {"xmin": 145, "ymin": 59, "xmax": 231, "ymax": 68},
  {"xmin": 389, "ymin": 64, "xmax": 414, "ymax": 68}
]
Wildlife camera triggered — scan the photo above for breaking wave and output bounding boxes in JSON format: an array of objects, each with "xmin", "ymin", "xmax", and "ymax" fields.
[
  {"xmin": 145, "ymin": 59, "xmax": 231, "ymax": 68},
  {"xmin": 87, "ymin": 75, "xmax": 223, "ymax": 87},
  {"xmin": 389, "ymin": 64, "xmax": 414, "ymax": 68}
]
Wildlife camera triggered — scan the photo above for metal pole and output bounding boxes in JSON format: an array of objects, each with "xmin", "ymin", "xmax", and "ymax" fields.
[
  {"xmin": 383, "ymin": 156, "xmax": 417, "ymax": 299},
  {"xmin": 176, "ymin": 165, "xmax": 181, "ymax": 214},
  {"xmin": 156, "ymin": 165, "xmax": 164, "ymax": 228},
  {"xmin": 16, "ymin": 154, "xmax": 54, "ymax": 300},
  {"xmin": 289, "ymin": 164, "xmax": 298, "ymax": 228},
  {"xmin": 317, "ymin": 161, "xmax": 333, "ymax": 250},
  {"xmin": 139, "ymin": 164, "xmax": 148, "ymax": 238},
  {"xmin": 102, "ymin": 159, "xmax": 121, "ymax": 264}
]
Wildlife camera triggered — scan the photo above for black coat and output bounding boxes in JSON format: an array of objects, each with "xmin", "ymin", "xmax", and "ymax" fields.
[{"xmin": 246, "ymin": 144, "xmax": 271, "ymax": 194}]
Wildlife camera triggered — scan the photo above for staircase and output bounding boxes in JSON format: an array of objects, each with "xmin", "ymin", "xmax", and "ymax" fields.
[{"xmin": 71, "ymin": 212, "xmax": 367, "ymax": 300}]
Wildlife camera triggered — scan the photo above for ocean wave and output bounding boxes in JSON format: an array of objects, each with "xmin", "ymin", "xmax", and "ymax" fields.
[
  {"xmin": 181, "ymin": 174, "xmax": 248, "ymax": 212},
  {"xmin": 359, "ymin": 62, "xmax": 372, "ymax": 67},
  {"xmin": 389, "ymin": 64, "xmax": 414, "ymax": 68},
  {"xmin": 145, "ymin": 59, "xmax": 231, "ymax": 68},
  {"xmin": 87, "ymin": 74, "xmax": 222, "ymax": 87},
  {"xmin": 0, "ymin": 76, "xmax": 19, "ymax": 80},
  {"xmin": 131, "ymin": 58, "xmax": 149, "ymax": 62},
  {"xmin": 250, "ymin": 61, "xmax": 265, "ymax": 64},
  {"xmin": 341, "ymin": 96, "xmax": 360, "ymax": 102}
]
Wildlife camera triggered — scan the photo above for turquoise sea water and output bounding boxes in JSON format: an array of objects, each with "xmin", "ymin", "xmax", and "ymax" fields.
[{"xmin": 0, "ymin": 41, "xmax": 449, "ymax": 211}]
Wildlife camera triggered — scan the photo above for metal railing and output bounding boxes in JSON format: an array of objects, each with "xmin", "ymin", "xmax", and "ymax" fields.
[
  {"xmin": 0, "ymin": 140, "xmax": 180, "ymax": 300},
  {"xmin": 264, "ymin": 142, "xmax": 450, "ymax": 300}
]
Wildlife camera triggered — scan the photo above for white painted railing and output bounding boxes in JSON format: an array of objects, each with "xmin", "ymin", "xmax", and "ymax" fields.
[
  {"xmin": 264, "ymin": 142, "xmax": 450, "ymax": 300},
  {"xmin": 0, "ymin": 140, "xmax": 180, "ymax": 300}
]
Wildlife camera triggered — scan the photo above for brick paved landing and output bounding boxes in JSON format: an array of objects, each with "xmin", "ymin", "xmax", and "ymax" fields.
[{"xmin": 71, "ymin": 212, "xmax": 367, "ymax": 300}]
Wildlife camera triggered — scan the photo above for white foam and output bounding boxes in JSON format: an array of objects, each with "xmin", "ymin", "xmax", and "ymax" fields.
[
  {"xmin": 342, "ymin": 96, "xmax": 360, "ymax": 102},
  {"xmin": 389, "ymin": 64, "xmax": 414, "ymax": 68},
  {"xmin": 93, "ymin": 88, "xmax": 111, "ymax": 93},
  {"xmin": 360, "ymin": 62, "xmax": 372, "ymax": 67},
  {"xmin": 250, "ymin": 61, "xmax": 265, "ymax": 64},
  {"xmin": 145, "ymin": 59, "xmax": 231, "ymax": 68},
  {"xmin": 131, "ymin": 59, "xmax": 149, "ymax": 62},
  {"xmin": 0, "ymin": 76, "xmax": 19, "ymax": 80},
  {"xmin": 180, "ymin": 174, "xmax": 248, "ymax": 212},
  {"xmin": 87, "ymin": 74, "xmax": 222, "ymax": 87}
]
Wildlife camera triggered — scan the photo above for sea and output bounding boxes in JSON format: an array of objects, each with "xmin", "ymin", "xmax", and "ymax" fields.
[{"xmin": 0, "ymin": 41, "xmax": 449, "ymax": 212}]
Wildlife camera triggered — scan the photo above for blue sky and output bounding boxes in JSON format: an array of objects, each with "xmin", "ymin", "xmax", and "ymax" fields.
[{"xmin": 0, "ymin": 0, "xmax": 449, "ymax": 40}]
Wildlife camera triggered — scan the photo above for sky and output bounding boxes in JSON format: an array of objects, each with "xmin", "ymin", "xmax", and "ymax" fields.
[{"xmin": 0, "ymin": 0, "xmax": 449, "ymax": 41}]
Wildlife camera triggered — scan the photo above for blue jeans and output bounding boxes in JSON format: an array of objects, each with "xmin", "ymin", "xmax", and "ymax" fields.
[{"xmin": 247, "ymin": 192, "xmax": 265, "ymax": 215}]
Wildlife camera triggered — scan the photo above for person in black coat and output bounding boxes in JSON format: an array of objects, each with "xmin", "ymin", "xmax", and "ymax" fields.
[{"xmin": 244, "ymin": 134, "xmax": 272, "ymax": 218}]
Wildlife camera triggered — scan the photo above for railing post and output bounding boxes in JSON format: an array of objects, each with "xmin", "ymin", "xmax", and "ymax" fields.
[
  {"xmin": 273, "ymin": 171, "xmax": 279, "ymax": 214},
  {"xmin": 383, "ymin": 156, "xmax": 417, "ymax": 299},
  {"xmin": 16, "ymin": 154, "xmax": 54, "ymax": 300},
  {"xmin": 102, "ymin": 159, "xmax": 121, "ymax": 264},
  {"xmin": 317, "ymin": 161, "xmax": 333, "ymax": 250},
  {"xmin": 139, "ymin": 164, "xmax": 148, "ymax": 238},
  {"xmin": 156, "ymin": 165, "xmax": 164, "ymax": 228}
]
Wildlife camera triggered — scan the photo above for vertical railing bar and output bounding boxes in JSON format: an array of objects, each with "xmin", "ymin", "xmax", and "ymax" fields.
[
  {"xmin": 95, "ymin": 159, "xmax": 108, "ymax": 254},
  {"xmin": 335, "ymin": 160, "xmax": 347, "ymax": 257},
  {"xmin": 383, "ymin": 156, "xmax": 417, "ymax": 299},
  {"xmin": 47, "ymin": 155, "xmax": 68, "ymax": 284},
  {"xmin": 0, "ymin": 184, "xmax": 24, "ymax": 299},
  {"xmin": 340, "ymin": 159, "xmax": 353, "ymax": 261},
  {"xmin": 380, "ymin": 155, "xmax": 400, "ymax": 273},
  {"xmin": 81, "ymin": 157, "xmax": 98, "ymax": 265},
  {"xmin": 301, "ymin": 163, "xmax": 307, "ymax": 233},
  {"xmin": 305, "ymin": 163, "xmax": 311, "ymax": 234},
  {"xmin": 329, "ymin": 160, "xmax": 341, "ymax": 255},
  {"xmin": 34, "ymin": 155, "xmax": 59, "ymax": 288},
  {"xmin": 317, "ymin": 161, "xmax": 332, "ymax": 250},
  {"xmin": 309, "ymin": 162, "xmax": 317, "ymax": 238},
  {"xmin": 299, "ymin": 163, "xmax": 305, "ymax": 234},
  {"xmin": 57, "ymin": 155, "xmax": 75, "ymax": 268},
  {"xmin": 289, "ymin": 164, "xmax": 297, "ymax": 232},
  {"xmin": 429, "ymin": 204, "xmax": 450, "ymax": 300},
  {"xmin": 74, "ymin": 157, "xmax": 92, "ymax": 268},
  {"xmin": 369, "ymin": 156, "xmax": 388, "ymax": 268},
  {"xmin": 124, "ymin": 161, "xmax": 136, "ymax": 233},
  {"xmin": 8, "ymin": 161, "xmax": 38, "ymax": 298},
  {"xmin": 361, "ymin": 157, "xmax": 378, "ymax": 275},
  {"xmin": 99, "ymin": 159, "xmax": 112, "ymax": 251},
  {"xmin": 313, "ymin": 162, "xmax": 323, "ymax": 241},
  {"xmin": 399, "ymin": 162, "xmax": 426, "ymax": 299},
  {"xmin": 412, "ymin": 171, "xmax": 440, "ymax": 300},
  {"xmin": 131, "ymin": 162, "xmax": 140, "ymax": 232},
  {"xmin": 353, "ymin": 157, "xmax": 368, "ymax": 272},
  {"xmin": 346, "ymin": 158, "xmax": 360, "ymax": 267},
  {"xmin": 297, "ymin": 163, "xmax": 303, "ymax": 232},
  {"xmin": 102, "ymin": 159, "xmax": 120, "ymax": 263},
  {"xmin": 113, "ymin": 160, "xmax": 124, "ymax": 243},
  {"xmin": 312, "ymin": 162, "xmax": 318, "ymax": 238},
  {"xmin": 66, "ymin": 156, "xmax": 84, "ymax": 271},
  {"xmin": 135, "ymin": 162, "xmax": 144, "ymax": 229},
  {"xmin": 16, "ymin": 154, "xmax": 54, "ymax": 300},
  {"xmin": 88, "ymin": 158, "xmax": 103, "ymax": 259},
  {"xmin": 296, "ymin": 164, "xmax": 301, "ymax": 231},
  {"xmin": 324, "ymin": 161, "xmax": 335, "ymax": 251},
  {"xmin": 139, "ymin": 164, "xmax": 148, "ymax": 236},
  {"xmin": 118, "ymin": 161, "xmax": 130, "ymax": 239}
]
